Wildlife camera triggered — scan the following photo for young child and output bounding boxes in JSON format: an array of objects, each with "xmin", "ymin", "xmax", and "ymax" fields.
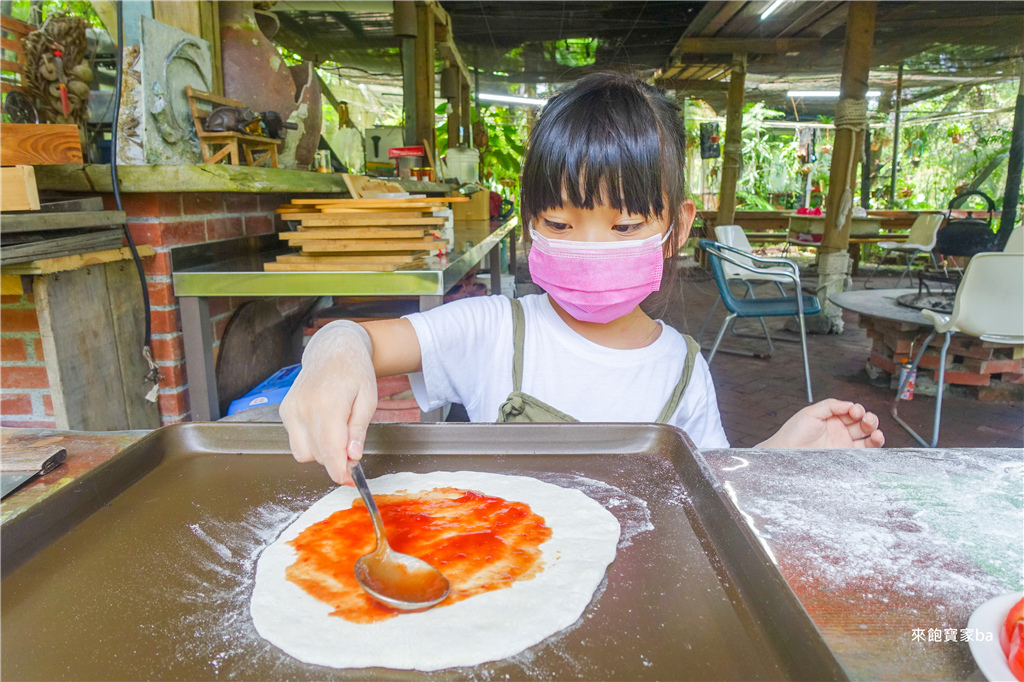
[{"xmin": 281, "ymin": 72, "xmax": 884, "ymax": 486}]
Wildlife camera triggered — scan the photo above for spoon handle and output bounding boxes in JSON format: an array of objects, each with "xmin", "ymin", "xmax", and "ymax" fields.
[{"xmin": 350, "ymin": 462, "xmax": 389, "ymax": 551}]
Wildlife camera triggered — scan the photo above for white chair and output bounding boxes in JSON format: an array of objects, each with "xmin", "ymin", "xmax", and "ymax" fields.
[
  {"xmin": 864, "ymin": 212, "xmax": 944, "ymax": 289},
  {"xmin": 1002, "ymin": 227, "xmax": 1023, "ymax": 254},
  {"xmin": 697, "ymin": 225, "xmax": 799, "ymax": 356},
  {"xmin": 893, "ymin": 253, "xmax": 1024, "ymax": 447}
]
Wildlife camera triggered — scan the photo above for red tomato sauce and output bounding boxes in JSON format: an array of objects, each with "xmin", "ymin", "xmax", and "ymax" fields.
[{"xmin": 286, "ymin": 487, "xmax": 552, "ymax": 623}]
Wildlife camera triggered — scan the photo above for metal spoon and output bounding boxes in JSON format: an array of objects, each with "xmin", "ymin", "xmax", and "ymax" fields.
[{"xmin": 349, "ymin": 462, "xmax": 451, "ymax": 610}]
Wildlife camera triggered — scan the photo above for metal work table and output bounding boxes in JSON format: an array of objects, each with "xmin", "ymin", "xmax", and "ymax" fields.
[
  {"xmin": 171, "ymin": 218, "xmax": 517, "ymax": 420},
  {"xmin": 830, "ymin": 288, "xmax": 930, "ymax": 326},
  {"xmin": 2, "ymin": 426, "xmax": 1018, "ymax": 680}
]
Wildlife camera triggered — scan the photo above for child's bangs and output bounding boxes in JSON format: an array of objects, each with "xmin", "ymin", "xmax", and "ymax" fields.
[{"xmin": 521, "ymin": 78, "xmax": 671, "ymax": 222}]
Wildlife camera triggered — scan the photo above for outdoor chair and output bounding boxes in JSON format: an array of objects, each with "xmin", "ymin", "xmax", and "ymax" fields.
[
  {"xmin": 697, "ymin": 225, "xmax": 797, "ymax": 348},
  {"xmin": 892, "ymin": 253, "xmax": 1024, "ymax": 447},
  {"xmin": 1003, "ymin": 227, "xmax": 1023, "ymax": 253},
  {"xmin": 863, "ymin": 213, "xmax": 944, "ymax": 289},
  {"xmin": 699, "ymin": 239, "xmax": 820, "ymax": 403}
]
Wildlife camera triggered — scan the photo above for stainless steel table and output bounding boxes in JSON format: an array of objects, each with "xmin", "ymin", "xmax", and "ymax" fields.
[{"xmin": 171, "ymin": 218, "xmax": 517, "ymax": 420}]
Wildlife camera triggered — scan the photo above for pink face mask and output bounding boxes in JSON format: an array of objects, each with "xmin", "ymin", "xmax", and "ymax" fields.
[{"xmin": 528, "ymin": 226, "xmax": 671, "ymax": 323}]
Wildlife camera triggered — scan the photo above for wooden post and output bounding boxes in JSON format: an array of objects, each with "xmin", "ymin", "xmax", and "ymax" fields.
[
  {"xmin": 413, "ymin": 1, "xmax": 435, "ymax": 151},
  {"xmin": 445, "ymin": 66, "xmax": 461, "ymax": 149},
  {"xmin": 888, "ymin": 62, "xmax": 904, "ymax": 207},
  {"xmin": 152, "ymin": 0, "xmax": 221, "ymax": 95},
  {"xmin": 815, "ymin": 1, "xmax": 877, "ymax": 334},
  {"xmin": 460, "ymin": 76, "xmax": 472, "ymax": 148},
  {"xmin": 716, "ymin": 53, "xmax": 746, "ymax": 227}
]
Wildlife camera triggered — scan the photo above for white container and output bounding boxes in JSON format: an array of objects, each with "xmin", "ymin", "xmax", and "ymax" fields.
[{"xmin": 446, "ymin": 145, "xmax": 480, "ymax": 184}]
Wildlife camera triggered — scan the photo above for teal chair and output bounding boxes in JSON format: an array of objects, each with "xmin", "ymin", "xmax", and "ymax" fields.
[{"xmin": 699, "ymin": 239, "xmax": 820, "ymax": 403}]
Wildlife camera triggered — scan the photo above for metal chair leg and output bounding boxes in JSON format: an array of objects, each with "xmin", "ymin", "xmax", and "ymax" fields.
[
  {"xmin": 894, "ymin": 250, "xmax": 920, "ymax": 289},
  {"xmin": 892, "ymin": 330, "xmax": 949, "ymax": 448},
  {"xmin": 697, "ymin": 296, "xmax": 722, "ymax": 345},
  {"xmin": 797, "ymin": 307, "xmax": 813, "ymax": 403},
  {"xmin": 706, "ymin": 313, "xmax": 736, "ymax": 365},
  {"xmin": 864, "ymin": 249, "xmax": 890, "ymax": 289}
]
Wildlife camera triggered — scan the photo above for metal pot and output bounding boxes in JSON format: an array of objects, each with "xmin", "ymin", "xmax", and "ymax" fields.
[{"xmin": 935, "ymin": 190, "xmax": 997, "ymax": 258}]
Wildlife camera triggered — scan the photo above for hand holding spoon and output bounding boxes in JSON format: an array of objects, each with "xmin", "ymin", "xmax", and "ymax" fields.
[{"xmin": 349, "ymin": 462, "xmax": 450, "ymax": 610}]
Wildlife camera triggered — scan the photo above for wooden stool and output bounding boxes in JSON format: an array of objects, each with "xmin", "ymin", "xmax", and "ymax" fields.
[{"xmin": 185, "ymin": 86, "xmax": 282, "ymax": 168}]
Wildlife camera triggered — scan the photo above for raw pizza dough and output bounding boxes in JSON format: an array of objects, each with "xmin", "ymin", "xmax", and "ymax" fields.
[{"xmin": 250, "ymin": 470, "xmax": 620, "ymax": 671}]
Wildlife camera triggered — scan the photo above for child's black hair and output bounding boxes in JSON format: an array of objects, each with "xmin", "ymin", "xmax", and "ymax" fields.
[{"xmin": 520, "ymin": 71, "xmax": 689, "ymax": 310}]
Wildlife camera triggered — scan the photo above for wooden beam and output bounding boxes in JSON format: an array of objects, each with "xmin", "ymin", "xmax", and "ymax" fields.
[
  {"xmin": 460, "ymin": 75, "xmax": 472, "ymax": 147},
  {"xmin": 0, "ymin": 245, "xmax": 155, "ymax": 276},
  {"xmin": 446, "ymin": 67, "xmax": 461, "ymax": 149},
  {"xmin": 657, "ymin": 78, "xmax": 732, "ymax": 92},
  {"xmin": 673, "ymin": 37, "xmax": 821, "ymax": 55},
  {"xmin": 1, "ymin": 124, "xmax": 83, "ymax": 166},
  {"xmin": 431, "ymin": 1, "xmax": 471, "ymax": 87},
  {"xmin": 413, "ymin": 1, "xmax": 436, "ymax": 152},
  {"xmin": 716, "ymin": 53, "xmax": 747, "ymax": 227},
  {"xmin": 0, "ymin": 166, "xmax": 39, "ymax": 211}
]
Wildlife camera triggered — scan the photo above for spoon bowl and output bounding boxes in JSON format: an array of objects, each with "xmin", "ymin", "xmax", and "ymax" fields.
[{"xmin": 349, "ymin": 462, "xmax": 451, "ymax": 610}]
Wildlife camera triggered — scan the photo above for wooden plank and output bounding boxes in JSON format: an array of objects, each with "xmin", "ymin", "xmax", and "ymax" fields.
[
  {"xmin": 0, "ymin": 165, "xmax": 39, "ymax": 211},
  {"xmin": 153, "ymin": 1, "xmax": 202, "ymax": 38},
  {"xmin": 298, "ymin": 216, "xmax": 444, "ymax": 227},
  {"xmin": 656, "ymin": 78, "xmax": 731, "ymax": 91},
  {"xmin": 282, "ymin": 228, "xmax": 429, "ymax": 241},
  {"xmin": 0, "ymin": 230, "xmax": 125, "ymax": 265},
  {"xmin": 103, "ymin": 260, "xmax": 161, "ymax": 429},
  {"xmin": 0, "ymin": 245, "xmax": 155, "ymax": 276},
  {"xmin": 264, "ymin": 261, "xmax": 424, "ymax": 272},
  {"xmin": 36, "ymin": 196, "xmax": 105, "ymax": 213},
  {"xmin": 0, "ymin": 274, "xmax": 23, "ymax": 294},
  {"xmin": 0, "ymin": 15, "xmax": 35, "ymax": 35},
  {"xmin": 288, "ymin": 196, "xmax": 465, "ymax": 206},
  {"xmin": 284, "ymin": 212, "xmax": 435, "ymax": 224},
  {"xmin": 1, "ymin": 58, "xmax": 23, "ymax": 74},
  {"xmin": 0, "ymin": 210, "xmax": 127, "ymax": 233},
  {"xmin": 672, "ymin": 37, "xmax": 822, "ymax": 54},
  {"xmin": 0, "ymin": 124, "xmax": 83, "ymax": 166},
  {"xmin": 1, "ymin": 37, "xmax": 24, "ymax": 56},
  {"xmin": 35, "ymin": 265, "xmax": 131, "ymax": 430},
  {"xmin": 414, "ymin": 1, "xmax": 436, "ymax": 150},
  {"xmin": 277, "ymin": 252, "xmax": 425, "ymax": 264},
  {"xmin": 299, "ymin": 238, "xmax": 446, "ymax": 253}
]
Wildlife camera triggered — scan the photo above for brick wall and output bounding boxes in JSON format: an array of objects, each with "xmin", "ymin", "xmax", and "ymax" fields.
[
  {"xmin": 0, "ymin": 191, "xmax": 311, "ymax": 428},
  {"xmin": 0, "ymin": 286, "xmax": 56, "ymax": 428}
]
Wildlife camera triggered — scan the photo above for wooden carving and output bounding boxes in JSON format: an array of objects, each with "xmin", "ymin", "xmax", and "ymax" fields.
[{"xmin": 22, "ymin": 13, "xmax": 92, "ymax": 128}]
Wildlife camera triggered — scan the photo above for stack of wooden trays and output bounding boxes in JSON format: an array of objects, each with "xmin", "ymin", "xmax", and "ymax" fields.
[{"xmin": 266, "ymin": 196, "xmax": 467, "ymax": 272}]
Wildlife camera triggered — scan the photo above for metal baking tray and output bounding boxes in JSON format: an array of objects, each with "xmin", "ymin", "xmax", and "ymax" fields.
[{"xmin": 1, "ymin": 423, "xmax": 846, "ymax": 680}]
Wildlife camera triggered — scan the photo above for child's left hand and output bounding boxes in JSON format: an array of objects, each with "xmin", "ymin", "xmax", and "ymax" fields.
[{"xmin": 757, "ymin": 399, "xmax": 885, "ymax": 449}]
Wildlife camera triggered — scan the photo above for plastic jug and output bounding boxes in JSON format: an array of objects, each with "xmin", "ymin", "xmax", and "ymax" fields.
[{"xmin": 446, "ymin": 145, "xmax": 480, "ymax": 184}]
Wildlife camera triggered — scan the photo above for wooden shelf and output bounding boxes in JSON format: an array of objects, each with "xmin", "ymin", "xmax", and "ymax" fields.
[{"xmin": 0, "ymin": 210, "xmax": 127, "ymax": 233}]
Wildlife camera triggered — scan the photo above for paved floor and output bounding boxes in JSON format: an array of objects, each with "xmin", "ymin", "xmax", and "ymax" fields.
[{"xmin": 661, "ymin": 264, "xmax": 1023, "ymax": 449}]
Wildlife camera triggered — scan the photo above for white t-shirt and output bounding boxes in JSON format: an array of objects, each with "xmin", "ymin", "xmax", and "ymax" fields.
[{"xmin": 405, "ymin": 294, "xmax": 730, "ymax": 449}]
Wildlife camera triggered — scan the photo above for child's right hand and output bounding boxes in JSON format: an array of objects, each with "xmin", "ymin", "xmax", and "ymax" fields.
[{"xmin": 279, "ymin": 320, "xmax": 379, "ymax": 486}]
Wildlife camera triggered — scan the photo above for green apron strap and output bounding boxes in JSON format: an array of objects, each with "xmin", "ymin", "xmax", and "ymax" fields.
[
  {"xmin": 510, "ymin": 298, "xmax": 526, "ymax": 393},
  {"xmin": 655, "ymin": 334, "xmax": 701, "ymax": 424}
]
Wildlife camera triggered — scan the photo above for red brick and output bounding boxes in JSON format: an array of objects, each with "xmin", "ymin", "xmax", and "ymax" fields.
[
  {"xmin": 1, "ymin": 337, "xmax": 27, "ymax": 362},
  {"xmin": 142, "ymin": 251, "xmax": 172, "ymax": 277},
  {"xmin": 1, "ymin": 366, "xmax": 49, "ymax": 389},
  {"xmin": 151, "ymin": 335, "xmax": 184, "ymax": 363},
  {"xmin": 33, "ymin": 337, "xmax": 43, "ymax": 361},
  {"xmin": 127, "ymin": 222, "xmax": 163, "ymax": 247},
  {"xmin": 244, "ymin": 215, "xmax": 273, "ymax": 235},
  {"xmin": 43, "ymin": 394, "xmax": 53, "ymax": 416},
  {"xmin": 929, "ymin": 367, "xmax": 991, "ymax": 386},
  {"xmin": 208, "ymin": 297, "xmax": 233, "ymax": 317},
  {"xmin": 207, "ymin": 216, "xmax": 244, "ymax": 241},
  {"xmin": 148, "ymin": 281, "xmax": 176, "ymax": 307},
  {"xmin": 0, "ymin": 393, "xmax": 32, "ymax": 414},
  {"xmin": 0, "ymin": 295, "xmax": 20, "ymax": 304},
  {"xmin": 158, "ymin": 389, "xmax": 189, "ymax": 416},
  {"xmin": 976, "ymin": 381, "xmax": 1024, "ymax": 403},
  {"xmin": 158, "ymin": 362, "xmax": 187, "ymax": 390},
  {"xmin": 150, "ymin": 308, "xmax": 181, "ymax": 334},
  {"xmin": 0, "ymin": 419, "xmax": 57, "ymax": 429},
  {"xmin": 917, "ymin": 351, "xmax": 953, "ymax": 371},
  {"xmin": 183, "ymin": 193, "xmax": 224, "ymax": 216},
  {"xmin": 0, "ymin": 308, "xmax": 39, "ymax": 332},
  {"xmin": 1001, "ymin": 372, "xmax": 1024, "ymax": 385},
  {"xmin": 213, "ymin": 315, "xmax": 230, "ymax": 341},
  {"xmin": 160, "ymin": 220, "xmax": 208, "ymax": 246},
  {"xmin": 963, "ymin": 357, "xmax": 1023, "ymax": 375},
  {"xmin": 869, "ymin": 351, "xmax": 896, "ymax": 374},
  {"xmin": 120, "ymin": 193, "xmax": 182, "ymax": 219},
  {"xmin": 224, "ymin": 194, "xmax": 262, "ymax": 214}
]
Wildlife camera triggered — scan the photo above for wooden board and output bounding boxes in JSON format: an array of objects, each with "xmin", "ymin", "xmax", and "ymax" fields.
[
  {"xmin": 0, "ymin": 245, "xmax": 156, "ymax": 276},
  {"xmin": 1, "ymin": 230, "xmax": 125, "ymax": 265},
  {"xmin": 0, "ymin": 124, "xmax": 83, "ymax": 166},
  {"xmin": 0, "ymin": 443, "xmax": 66, "ymax": 473},
  {"xmin": 340, "ymin": 173, "xmax": 404, "ymax": 199},
  {"xmin": 276, "ymin": 253, "xmax": 425, "ymax": 264},
  {"xmin": 298, "ymin": 238, "xmax": 446, "ymax": 253},
  {"xmin": 1, "ymin": 210, "xmax": 127, "ymax": 233},
  {"xmin": 282, "ymin": 228, "xmax": 429, "ymax": 240},
  {"xmin": 289, "ymin": 196, "xmax": 467, "ymax": 205},
  {"xmin": 35, "ymin": 265, "xmax": 131, "ymax": 430},
  {"xmin": 104, "ymin": 260, "xmax": 161, "ymax": 429},
  {"xmin": 264, "ymin": 260, "xmax": 424, "ymax": 272},
  {"xmin": 0, "ymin": 166, "xmax": 39, "ymax": 211},
  {"xmin": 289, "ymin": 215, "xmax": 444, "ymax": 226}
]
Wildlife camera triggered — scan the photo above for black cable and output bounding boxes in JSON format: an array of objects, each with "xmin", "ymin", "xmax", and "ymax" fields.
[{"xmin": 111, "ymin": 1, "xmax": 160, "ymax": 389}]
